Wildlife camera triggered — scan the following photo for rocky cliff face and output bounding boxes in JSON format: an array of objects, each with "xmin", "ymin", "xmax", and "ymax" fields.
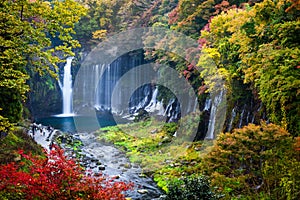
[
  {"xmin": 28, "ymin": 49, "xmax": 266, "ymax": 139},
  {"xmin": 28, "ymin": 73, "xmax": 62, "ymax": 118}
]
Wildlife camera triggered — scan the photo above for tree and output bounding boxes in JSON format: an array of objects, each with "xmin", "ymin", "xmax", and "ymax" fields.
[
  {"xmin": 198, "ymin": 0, "xmax": 300, "ymax": 135},
  {"xmin": 0, "ymin": 0, "xmax": 86, "ymax": 128},
  {"xmin": 235, "ymin": 0, "xmax": 300, "ymax": 135},
  {"xmin": 74, "ymin": 0, "xmax": 122, "ymax": 47}
]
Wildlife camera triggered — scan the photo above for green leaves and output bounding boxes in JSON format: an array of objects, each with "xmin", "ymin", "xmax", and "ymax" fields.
[
  {"xmin": 198, "ymin": 0, "xmax": 300, "ymax": 135},
  {"xmin": 246, "ymin": 45, "xmax": 300, "ymax": 132},
  {"xmin": 239, "ymin": 1, "xmax": 300, "ymax": 134},
  {"xmin": 0, "ymin": 0, "xmax": 86, "ymax": 126}
]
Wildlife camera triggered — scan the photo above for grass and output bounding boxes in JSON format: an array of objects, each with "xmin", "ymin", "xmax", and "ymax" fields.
[
  {"xmin": 0, "ymin": 127, "xmax": 44, "ymax": 164},
  {"xmin": 96, "ymin": 115, "xmax": 213, "ymax": 191}
]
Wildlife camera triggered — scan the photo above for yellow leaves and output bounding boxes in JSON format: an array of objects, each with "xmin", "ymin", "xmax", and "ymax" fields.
[
  {"xmin": 197, "ymin": 47, "xmax": 233, "ymax": 93},
  {"xmin": 255, "ymin": 23, "xmax": 267, "ymax": 37},
  {"xmin": 1, "ymin": 0, "xmax": 85, "ymax": 87},
  {"xmin": 52, "ymin": 0, "xmax": 87, "ymax": 27},
  {"xmin": 201, "ymin": 47, "xmax": 221, "ymax": 61},
  {"xmin": 209, "ymin": 8, "xmax": 251, "ymax": 38},
  {"xmin": 92, "ymin": 29, "xmax": 107, "ymax": 40},
  {"xmin": 99, "ymin": 17, "xmax": 108, "ymax": 27}
]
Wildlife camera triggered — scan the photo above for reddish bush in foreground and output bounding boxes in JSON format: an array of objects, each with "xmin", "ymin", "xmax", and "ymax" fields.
[{"xmin": 0, "ymin": 146, "xmax": 133, "ymax": 200}]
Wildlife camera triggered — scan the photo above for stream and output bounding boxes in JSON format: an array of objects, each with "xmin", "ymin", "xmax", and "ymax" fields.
[
  {"xmin": 29, "ymin": 125, "xmax": 163, "ymax": 200},
  {"xmin": 75, "ymin": 132, "xmax": 163, "ymax": 199}
]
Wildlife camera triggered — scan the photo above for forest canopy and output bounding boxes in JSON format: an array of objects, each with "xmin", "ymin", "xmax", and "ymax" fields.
[
  {"xmin": 0, "ymin": 0, "xmax": 86, "ymax": 130},
  {"xmin": 0, "ymin": 0, "xmax": 299, "ymax": 134}
]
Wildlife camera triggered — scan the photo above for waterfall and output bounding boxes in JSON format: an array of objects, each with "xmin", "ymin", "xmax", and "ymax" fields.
[
  {"xmin": 193, "ymin": 97, "xmax": 198, "ymax": 112},
  {"xmin": 164, "ymin": 98, "xmax": 175, "ymax": 117},
  {"xmin": 157, "ymin": 100, "xmax": 165, "ymax": 115},
  {"xmin": 203, "ymin": 98, "xmax": 212, "ymax": 111},
  {"xmin": 75, "ymin": 52, "xmax": 150, "ymax": 114},
  {"xmin": 58, "ymin": 57, "xmax": 74, "ymax": 116},
  {"xmin": 74, "ymin": 51, "xmax": 198, "ymax": 123},
  {"xmin": 164, "ymin": 98, "xmax": 178, "ymax": 122},
  {"xmin": 228, "ymin": 107, "xmax": 236, "ymax": 131},
  {"xmin": 246, "ymin": 111, "xmax": 250, "ymax": 124},
  {"xmin": 206, "ymin": 90, "xmax": 224, "ymax": 139},
  {"xmin": 238, "ymin": 105, "xmax": 246, "ymax": 128},
  {"xmin": 94, "ymin": 64, "xmax": 100, "ymax": 106},
  {"xmin": 145, "ymin": 86, "xmax": 159, "ymax": 112}
]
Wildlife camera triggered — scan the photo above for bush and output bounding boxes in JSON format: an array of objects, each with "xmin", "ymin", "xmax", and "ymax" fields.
[
  {"xmin": 201, "ymin": 122, "xmax": 300, "ymax": 199},
  {"xmin": 0, "ymin": 146, "xmax": 133, "ymax": 200},
  {"xmin": 164, "ymin": 176, "xmax": 221, "ymax": 200}
]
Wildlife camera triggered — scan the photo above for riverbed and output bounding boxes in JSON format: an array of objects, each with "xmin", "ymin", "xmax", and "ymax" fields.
[{"xmin": 30, "ymin": 125, "xmax": 163, "ymax": 200}]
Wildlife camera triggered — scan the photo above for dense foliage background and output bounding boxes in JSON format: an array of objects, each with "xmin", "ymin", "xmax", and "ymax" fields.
[
  {"xmin": 1, "ymin": 0, "xmax": 299, "ymax": 135},
  {"xmin": 1, "ymin": 0, "xmax": 299, "ymax": 199}
]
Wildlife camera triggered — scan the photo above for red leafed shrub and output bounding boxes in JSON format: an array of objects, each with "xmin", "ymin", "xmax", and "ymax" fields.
[{"xmin": 0, "ymin": 146, "xmax": 133, "ymax": 200}]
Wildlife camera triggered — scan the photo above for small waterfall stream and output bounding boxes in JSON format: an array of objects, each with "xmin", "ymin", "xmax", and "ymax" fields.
[
  {"xmin": 205, "ymin": 90, "xmax": 225, "ymax": 139},
  {"xmin": 228, "ymin": 108, "xmax": 236, "ymax": 132},
  {"xmin": 238, "ymin": 105, "xmax": 246, "ymax": 128}
]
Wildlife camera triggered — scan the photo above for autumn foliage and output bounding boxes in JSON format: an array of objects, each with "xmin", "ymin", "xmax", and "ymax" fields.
[
  {"xmin": 0, "ymin": 146, "xmax": 133, "ymax": 200},
  {"xmin": 201, "ymin": 123, "xmax": 300, "ymax": 199}
]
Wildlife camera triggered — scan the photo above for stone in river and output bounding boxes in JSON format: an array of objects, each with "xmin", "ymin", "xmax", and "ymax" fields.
[
  {"xmin": 137, "ymin": 189, "xmax": 148, "ymax": 194},
  {"xmin": 98, "ymin": 165, "xmax": 105, "ymax": 170},
  {"xmin": 124, "ymin": 163, "xmax": 132, "ymax": 169}
]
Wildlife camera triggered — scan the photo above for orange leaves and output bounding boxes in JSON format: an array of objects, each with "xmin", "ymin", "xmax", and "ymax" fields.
[
  {"xmin": 295, "ymin": 137, "xmax": 300, "ymax": 151},
  {"xmin": 285, "ymin": 0, "xmax": 300, "ymax": 12}
]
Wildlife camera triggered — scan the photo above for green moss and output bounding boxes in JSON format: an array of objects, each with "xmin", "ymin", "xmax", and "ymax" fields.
[
  {"xmin": 96, "ymin": 116, "xmax": 210, "ymax": 192},
  {"xmin": 0, "ymin": 127, "xmax": 44, "ymax": 164}
]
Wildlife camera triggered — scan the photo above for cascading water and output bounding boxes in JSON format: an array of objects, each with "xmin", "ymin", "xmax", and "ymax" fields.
[
  {"xmin": 129, "ymin": 84, "xmax": 152, "ymax": 114},
  {"xmin": 74, "ymin": 51, "xmax": 200, "ymax": 124},
  {"xmin": 238, "ymin": 105, "xmax": 246, "ymax": 128},
  {"xmin": 206, "ymin": 90, "xmax": 225, "ymax": 139},
  {"xmin": 203, "ymin": 98, "xmax": 212, "ymax": 111},
  {"xmin": 145, "ymin": 86, "xmax": 158, "ymax": 112},
  {"xmin": 58, "ymin": 57, "xmax": 74, "ymax": 116},
  {"xmin": 228, "ymin": 107, "xmax": 236, "ymax": 132}
]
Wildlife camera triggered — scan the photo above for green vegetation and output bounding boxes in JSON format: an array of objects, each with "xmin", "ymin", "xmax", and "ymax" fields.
[
  {"xmin": 165, "ymin": 176, "xmax": 221, "ymax": 200},
  {"xmin": 0, "ymin": 0, "xmax": 86, "ymax": 130},
  {"xmin": 202, "ymin": 122, "xmax": 300, "ymax": 199},
  {"xmin": 0, "ymin": 127, "xmax": 43, "ymax": 164},
  {"xmin": 96, "ymin": 116, "xmax": 206, "ymax": 190},
  {"xmin": 199, "ymin": 0, "xmax": 300, "ymax": 135},
  {"xmin": 1, "ymin": 0, "xmax": 298, "ymax": 135},
  {"xmin": 1, "ymin": 0, "xmax": 299, "ymax": 199},
  {"xmin": 97, "ymin": 119, "xmax": 300, "ymax": 199}
]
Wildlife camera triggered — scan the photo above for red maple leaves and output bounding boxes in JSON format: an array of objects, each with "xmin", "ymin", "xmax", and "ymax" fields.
[{"xmin": 0, "ymin": 146, "xmax": 133, "ymax": 200}]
